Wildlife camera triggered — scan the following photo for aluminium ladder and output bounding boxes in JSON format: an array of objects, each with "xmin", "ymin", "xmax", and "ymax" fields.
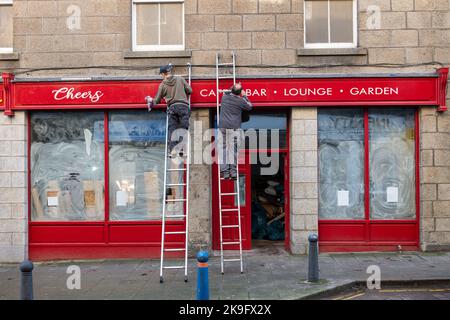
[
  {"xmin": 159, "ymin": 63, "xmax": 192, "ymax": 283},
  {"xmin": 215, "ymin": 52, "xmax": 244, "ymax": 274}
]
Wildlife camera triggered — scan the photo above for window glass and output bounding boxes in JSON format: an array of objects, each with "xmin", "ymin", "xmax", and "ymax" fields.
[
  {"xmin": 108, "ymin": 111, "xmax": 168, "ymax": 221},
  {"xmin": 318, "ymin": 109, "xmax": 365, "ymax": 220},
  {"xmin": 136, "ymin": 3, "xmax": 159, "ymax": 46},
  {"xmin": 305, "ymin": 0, "xmax": 328, "ymax": 44},
  {"xmin": 160, "ymin": 3, "xmax": 183, "ymax": 45},
  {"xmin": 134, "ymin": 1, "xmax": 183, "ymax": 48},
  {"xmin": 330, "ymin": 0, "xmax": 353, "ymax": 43},
  {"xmin": 305, "ymin": 0, "xmax": 355, "ymax": 46},
  {"xmin": 30, "ymin": 112, "xmax": 105, "ymax": 221},
  {"xmin": 0, "ymin": 4, "xmax": 13, "ymax": 49},
  {"xmin": 369, "ymin": 109, "xmax": 416, "ymax": 220},
  {"xmin": 234, "ymin": 176, "xmax": 245, "ymax": 207},
  {"xmin": 241, "ymin": 113, "xmax": 287, "ymax": 149}
]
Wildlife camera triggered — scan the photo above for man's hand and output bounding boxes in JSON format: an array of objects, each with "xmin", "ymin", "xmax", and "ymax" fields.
[{"xmin": 145, "ymin": 96, "xmax": 154, "ymax": 112}]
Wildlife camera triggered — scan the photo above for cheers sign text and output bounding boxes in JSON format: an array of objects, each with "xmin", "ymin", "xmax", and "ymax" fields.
[{"xmin": 52, "ymin": 87, "xmax": 104, "ymax": 103}]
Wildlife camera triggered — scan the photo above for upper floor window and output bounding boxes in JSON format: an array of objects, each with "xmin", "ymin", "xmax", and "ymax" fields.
[
  {"xmin": 304, "ymin": 0, "xmax": 357, "ymax": 49},
  {"xmin": 132, "ymin": 0, "xmax": 185, "ymax": 52},
  {"xmin": 0, "ymin": 0, "xmax": 13, "ymax": 53}
]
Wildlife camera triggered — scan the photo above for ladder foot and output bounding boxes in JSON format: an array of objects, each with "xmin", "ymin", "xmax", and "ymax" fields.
[
  {"xmin": 184, "ymin": 276, "xmax": 188, "ymax": 283},
  {"xmin": 160, "ymin": 276, "xmax": 164, "ymax": 283}
]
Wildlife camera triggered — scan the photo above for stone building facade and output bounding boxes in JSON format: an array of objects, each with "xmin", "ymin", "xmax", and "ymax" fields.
[{"xmin": 0, "ymin": 0, "xmax": 449, "ymax": 262}]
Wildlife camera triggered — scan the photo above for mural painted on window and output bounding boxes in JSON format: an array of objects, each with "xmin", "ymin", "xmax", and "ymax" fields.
[
  {"xmin": 318, "ymin": 108, "xmax": 416, "ymax": 221},
  {"xmin": 30, "ymin": 112, "xmax": 105, "ymax": 221},
  {"xmin": 318, "ymin": 109, "xmax": 365, "ymax": 219},
  {"xmin": 107, "ymin": 111, "xmax": 182, "ymax": 221},
  {"xmin": 369, "ymin": 109, "xmax": 416, "ymax": 220}
]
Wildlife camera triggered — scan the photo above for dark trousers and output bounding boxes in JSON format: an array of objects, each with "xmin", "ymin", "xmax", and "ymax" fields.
[
  {"xmin": 167, "ymin": 103, "xmax": 190, "ymax": 153},
  {"xmin": 219, "ymin": 128, "xmax": 242, "ymax": 177}
]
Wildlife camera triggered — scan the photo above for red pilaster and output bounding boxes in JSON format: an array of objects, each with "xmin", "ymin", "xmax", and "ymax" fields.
[
  {"xmin": 437, "ymin": 67, "xmax": 449, "ymax": 112},
  {"xmin": 2, "ymin": 72, "xmax": 15, "ymax": 116}
]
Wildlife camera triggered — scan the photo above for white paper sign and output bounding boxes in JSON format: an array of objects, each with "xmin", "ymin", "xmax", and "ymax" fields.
[
  {"xmin": 386, "ymin": 187, "xmax": 399, "ymax": 203},
  {"xmin": 337, "ymin": 190, "xmax": 349, "ymax": 207},
  {"xmin": 47, "ymin": 197, "xmax": 59, "ymax": 207},
  {"xmin": 116, "ymin": 190, "xmax": 128, "ymax": 207}
]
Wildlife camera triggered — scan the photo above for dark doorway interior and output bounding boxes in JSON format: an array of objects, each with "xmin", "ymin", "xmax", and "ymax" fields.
[{"xmin": 251, "ymin": 153, "xmax": 286, "ymax": 246}]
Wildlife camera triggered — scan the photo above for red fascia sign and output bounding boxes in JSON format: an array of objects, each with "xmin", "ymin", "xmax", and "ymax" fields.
[{"xmin": 2, "ymin": 68, "xmax": 449, "ymax": 114}]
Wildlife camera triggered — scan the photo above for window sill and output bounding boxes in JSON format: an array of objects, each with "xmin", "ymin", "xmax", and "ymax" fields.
[
  {"xmin": 297, "ymin": 48, "xmax": 368, "ymax": 57},
  {"xmin": 123, "ymin": 50, "xmax": 192, "ymax": 59},
  {"xmin": 0, "ymin": 52, "xmax": 19, "ymax": 61}
]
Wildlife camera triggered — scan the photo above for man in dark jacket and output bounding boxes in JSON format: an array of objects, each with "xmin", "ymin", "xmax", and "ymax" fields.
[
  {"xmin": 149, "ymin": 64, "xmax": 192, "ymax": 158},
  {"xmin": 218, "ymin": 83, "xmax": 253, "ymax": 180}
]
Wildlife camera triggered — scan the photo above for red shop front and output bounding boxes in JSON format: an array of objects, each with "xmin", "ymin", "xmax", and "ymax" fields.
[{"xmin": 1, "ymin": 69, "xmax": 448, "ymax": 260}]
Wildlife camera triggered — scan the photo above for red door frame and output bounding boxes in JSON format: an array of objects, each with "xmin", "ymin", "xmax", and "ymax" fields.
[
  {"xmin": 28, "ymin": 110, "xmax": 187, "ymax": 260},
  {"xmin": 319, "ymin": 108, "xmax": 421, "ymax": 252},
  {"xmin": 211, "ymin": 109, "xmax": 290, "ymax": 252}
]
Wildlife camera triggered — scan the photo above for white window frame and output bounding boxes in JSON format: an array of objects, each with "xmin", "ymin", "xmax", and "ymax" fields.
[
  {"xmin": 303, "ymin": 0, "xmax": 357, "ymax": 49},
  {"xmin": 0, "ymin": 0, "xmax": 13, "ymax": 53},
  {"xmin": 132, "ymin": 0, "xmax": 185, "ymax": 52}
]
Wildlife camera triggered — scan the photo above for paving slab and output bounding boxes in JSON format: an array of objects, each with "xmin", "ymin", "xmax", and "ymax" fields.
[{"xmin": 1, "ymin": 252, "xmax": 449, "ymax": 300}]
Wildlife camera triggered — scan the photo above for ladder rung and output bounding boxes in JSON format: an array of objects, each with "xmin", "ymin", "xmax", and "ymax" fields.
[
  {"xmin": 167, "ymin": 183, "xmax": 186, "ymax": 186},
  {"xmin": 163, "ymin": 215, "xmax": 186, "ymax": 218},
  {"xmin": 165, "ymin": 231, "xmax": 186, "ymax": 235},
  {"xmin": 218, "ymin": 63, "xmax": 234, "ymax": 66},
  {"xmin": 167, "ymin": 168, "xmax": 187, "ymax": 172},
  {"xmin": 221, "ymin": 208, "xmax": 239, "ymax": 212},
  {"xmin": 163, "ymin": 266, "xmax": 185, "ymax": 269},
  {"xmin": 218, "ymin": 89, "xmax": 232, "ymax": 93},
  {"xmin": 223, "ymin": 258, "xmax": 241, "ymax": 262},
  {"xmin": 222, "ymin": 225, "xmax": 240, "ymax": 228},
  {"xmin": 223, "ymin": 242, "xmax": 240, "ymax": 245},
  {"xmin": 219, "ymin": 76, "xmax": 234, "ymax": 80},
  {"xmin": 221, "ymin": 193, "xmax": 238, "ymax": 196},
  {"xmin": 164, "ymin": 248, "xmax": 186, "ymax": 252},
  {"xmin": 166, "ymin": 199, "xmax": 187, "ymax": 202}
]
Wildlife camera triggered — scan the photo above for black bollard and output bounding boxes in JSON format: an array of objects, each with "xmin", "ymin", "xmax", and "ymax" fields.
[
  {"xmin": 19, "ymin": 260, "xmax": 34, "ymax": 300},
  {"xmin": 308, "ymin": 234, "xmax": 319, "ymax": 283}
]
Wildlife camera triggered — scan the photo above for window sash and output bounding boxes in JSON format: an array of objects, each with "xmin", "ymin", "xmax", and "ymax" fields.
[
  {"xmin": 132, "ymin": 0, "xmax": 185, "ymax": 51},
  {"xmin": 0, "ymin": 0, "xmax": 13, "ymax": 53},
  {"xmin": 304, "ymin": 0, "xmax": 357, "ymax": 49},
  {"xmin": 318, "ymin": 108, "xmax": 417, "ymax": 221}
]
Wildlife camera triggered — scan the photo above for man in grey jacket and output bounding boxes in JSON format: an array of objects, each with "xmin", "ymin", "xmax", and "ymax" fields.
[
  {"xmin": 218, "ymin": 83, "xmax": 253, "ymax": 180},
  {"xmin": 148, "ymin": 64, "xmax": 193, "ymax": 158}
]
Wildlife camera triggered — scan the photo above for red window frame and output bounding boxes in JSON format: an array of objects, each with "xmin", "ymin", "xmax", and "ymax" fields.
[
  {"xmin": 27, "ymin": 110, "xmax": 187, "ymax": 260},
  {"xmin": 318, "ymin": 108, "xmax": 420, "ymax": 252}
]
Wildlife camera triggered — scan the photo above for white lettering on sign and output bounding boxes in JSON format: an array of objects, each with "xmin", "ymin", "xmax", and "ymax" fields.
[
  {"xmin": 52, "ymin": 87, "xmax": 104, "ymax": 103},
  {"xmin": 200, "ymin": 89, "xmax": 216, "ymax": 97},
  {"xmin": 283, "ymin": 88, "xmax": 333, "ymax": 97},
  {"xmin": 350, "ymin": 87, "xmax": 399, "ymax": 96},
  {"xmin": 200, "ymin": 89, "xmax": 268, "ymax": 97}
]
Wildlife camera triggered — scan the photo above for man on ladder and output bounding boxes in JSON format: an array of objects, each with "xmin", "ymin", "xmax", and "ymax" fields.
[
  {"xmin": 147, "ymin": 63, "xmax": 193, "ymax": 283},
  {"xmin": 218, "ymin": 82, "xmax": 253, "ymax": 180},
  {"xmin": 148, "ymin": 64, "xmax": 193, "ymax": 158}
]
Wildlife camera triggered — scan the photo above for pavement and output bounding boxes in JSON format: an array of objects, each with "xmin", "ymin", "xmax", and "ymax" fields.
[{"xmin": 1, "ymin": 247, "xmax": 450, "ymax": 300}]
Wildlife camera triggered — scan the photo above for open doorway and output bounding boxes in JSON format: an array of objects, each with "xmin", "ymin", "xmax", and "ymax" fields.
[{"xmin": 251, "ymin": 153, "xmax": 286, "ymax": 250}]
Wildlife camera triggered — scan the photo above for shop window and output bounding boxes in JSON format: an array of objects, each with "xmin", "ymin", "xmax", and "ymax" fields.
[
  {"xmin": 304, "ymin": 0, "xmax": 357, "ymax": 49},
  {"xmin": 108, "ymin": 111, "xmax": 171, "ymax": 221},
  {"xmin": 241, "ymin": 113, "xmax": 288, "ymax": 150},
  {"xmin": 318, "ymin": 109, "xmax": 365, "ymax": 219},
  {"xmin": 30, "ymin": 112, "xmax": 105, "ymax": 221},
  {"xmin": 132, "ymin": 0, "xmax": 185, "ymax": 51},
  {"xmin": 318, "ymin": 108, "xmax": 417, "ymax": 221},
  {"xmin": 369, "ymin": 109, "xmax": 416, "ymax": 220},
  {"xmin": 0, "ymin": 0, "xmax": 13, "ymax": 53}
]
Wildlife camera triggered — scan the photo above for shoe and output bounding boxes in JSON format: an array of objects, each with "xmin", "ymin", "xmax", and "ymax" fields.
[
  {"xmin": 220, "ymin": 172, "xmax": 230, "ymax": 180},
  {"xmin": 229, "ymin": 174, "xmax": 237, "ymax": 181},
  {"xmin": 168, "ymin": 149, "xmax": 177, "ymax": 159},
  {"xmin": 166, "ymin": 188, "xmax": 173, "ymax": 197}
]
